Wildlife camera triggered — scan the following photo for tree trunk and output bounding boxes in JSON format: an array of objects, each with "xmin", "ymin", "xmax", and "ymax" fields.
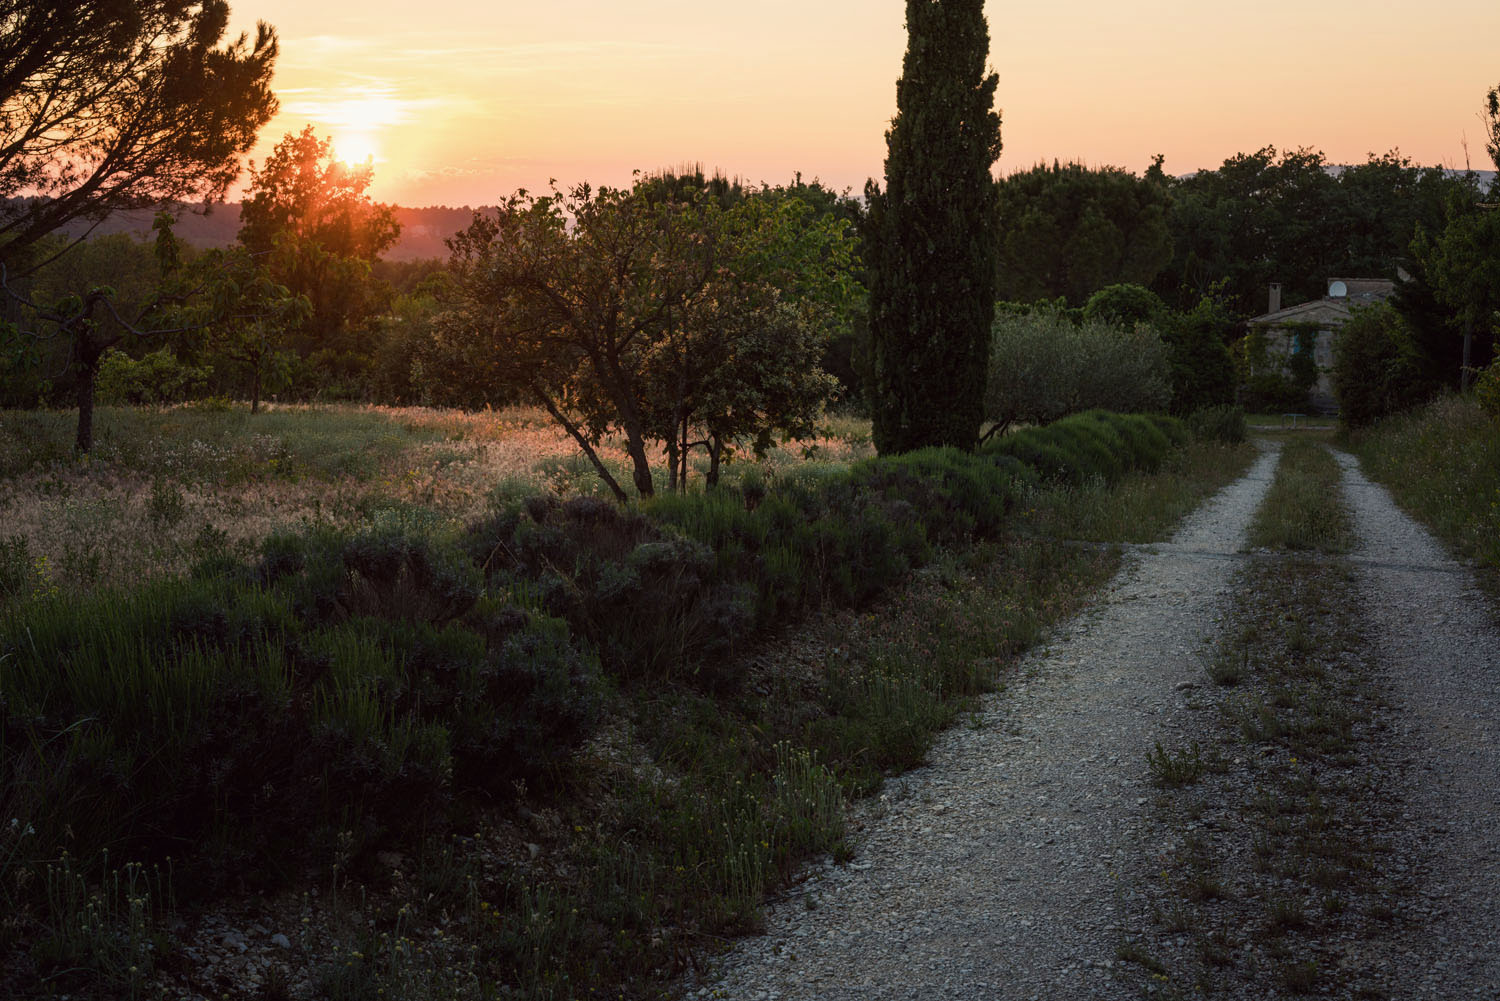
[
  {"xmin": 250, "ymin": 359, "xmax": 262, "ymax": 415},
  {"xmin": 1462, "ymin": 315, "xmax": 1474, "ymax": 391},
  {"xmin": 706, "ymin": 434, "xmax": 723, "ymax": 488},
  {"xmin": 624, "ymin": 430, "xmax": 655, "ymax": 498},
  {"xmin": 666, "ymin": 437, "xmax": 681, "ymax": 492},
  {"xmin": 74, "ymin": 349, "xmax": 99, "ymax": 453}
]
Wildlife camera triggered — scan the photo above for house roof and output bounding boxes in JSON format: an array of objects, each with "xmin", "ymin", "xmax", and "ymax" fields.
[
  {"xmin": 1248, "ymin": 298, "xmax": 1351, "ymax": 326},
  {"xmin": 1248, "ymin": 277, "xmax": 1396, "ymax": 326}
]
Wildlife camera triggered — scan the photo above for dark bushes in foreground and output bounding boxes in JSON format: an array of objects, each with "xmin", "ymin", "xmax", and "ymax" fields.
[
  {"xmin": 1, "ymin": 520, "xmax": 600, "ymax": 892},
  {"xmin": 0, "ymin": 411, "xmax": 1188, "ymax": 897}
]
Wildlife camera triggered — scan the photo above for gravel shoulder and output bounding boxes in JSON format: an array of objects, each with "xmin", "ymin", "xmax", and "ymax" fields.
[
  {"xmin": 1335, "ymin": 449, "xmax": 1500, "ymax": 996},
  {"xmin": 701, "ymin": 445, "xmax": 1285, "ymax": 1001}
]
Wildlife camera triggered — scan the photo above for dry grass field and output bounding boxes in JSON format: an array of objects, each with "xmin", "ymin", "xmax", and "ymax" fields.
[{"xmin": 0, "ymin": 402, "xmax": 876, "ymax": 595}]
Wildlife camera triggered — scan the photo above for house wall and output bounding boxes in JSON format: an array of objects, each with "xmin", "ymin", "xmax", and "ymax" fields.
[{"xmin": 1259, "ymin": 325, "xmax": 1339, "ymax": 413}]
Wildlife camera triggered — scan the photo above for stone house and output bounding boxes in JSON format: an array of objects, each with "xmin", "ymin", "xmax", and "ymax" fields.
[{"xmin": 1245, "ymin": 278, "xmax": 1396, "ymax": 412}]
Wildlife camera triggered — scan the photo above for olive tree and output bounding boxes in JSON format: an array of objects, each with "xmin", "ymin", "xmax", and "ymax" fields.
[{"xmin": 984, "ymin": 309, "xmax": 1172, "ymax": 438}]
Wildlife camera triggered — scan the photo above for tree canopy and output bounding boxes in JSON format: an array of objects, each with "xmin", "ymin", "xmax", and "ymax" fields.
[
  {"xmin": 0, "ymin": 1, "xmax": 278, "ymax": 271},
  {"xmin": 238, "ymin": 126, "xmax": 401, "ymax": 360},
  {"xmin": 1155, "ymin": 147, "xmax": 1468, "ymax": 315},
  {"xmin": 437, "ymin": 178, "xmax": 859, "ymax": 500},
  {"xmin": 994, "ymin": 161, "xmax": 1172, "ymax": 305},
  {"xmin": 867, "ymin": 0, "xmax": 1001, "ymax": 454}
]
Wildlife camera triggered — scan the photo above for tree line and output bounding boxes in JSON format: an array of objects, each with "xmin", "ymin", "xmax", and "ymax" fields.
[{"xmin": 2, "ymin": 0, "xmax": 1497, "ymax": 466}]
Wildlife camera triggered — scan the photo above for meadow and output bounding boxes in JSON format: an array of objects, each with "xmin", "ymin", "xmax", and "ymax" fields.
[{"xmin": 0, "ymin": 403, "xmax": 875, "ymax": 598}]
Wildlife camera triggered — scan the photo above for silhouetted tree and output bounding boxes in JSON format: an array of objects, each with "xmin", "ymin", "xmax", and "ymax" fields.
[
  {"xmin": 440, "ymin": 180, "xmax": 858, "ymax": 500},
  {"xmin": 866, "ymin": 0, "xmax": 1001, "ymax": 454},
  {"xmin": 239, "ymin": 126, "xmax": 401, "ymax": 363},
  {"xmin": 0, "ymin": 1, "xmax": 278, "ymax": 272}
]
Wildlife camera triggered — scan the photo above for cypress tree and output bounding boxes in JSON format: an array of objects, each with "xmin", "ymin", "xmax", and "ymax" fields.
[{"xmin": 867, "ymin": 0, "xmax": 1002, "ymax": 454}]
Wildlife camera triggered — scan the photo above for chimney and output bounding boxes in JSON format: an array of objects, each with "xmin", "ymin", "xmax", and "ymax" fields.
[{"xmin": 1268, "ymin": 283, "xmax": 1282, "ymax": 314}]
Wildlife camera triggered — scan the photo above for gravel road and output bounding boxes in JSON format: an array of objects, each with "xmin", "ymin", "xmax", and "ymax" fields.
[
  {"xmin": 1336, "ymin": 450, "xmax": 1500, "ymax": 997},
  {"xmin": 702, "ymin": 446, "xmax": 1286, "ymax": 1001},
  {"xmin": 704, "ymin": 445, "xmax": 1500, "ymax": 1000}
]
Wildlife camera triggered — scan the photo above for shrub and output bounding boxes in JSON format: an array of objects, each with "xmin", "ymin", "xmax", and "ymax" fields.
[
  {"xmin": 1082, "ymin": 283, "xmax": 1167, "ymax": 328},
  {"xmin": 1187, "ymin": 405, "xmax": 1247, "ymax": 444},
  {"xmin": 468, "ymin": 496, "xmax": 751, "ymax": 687},
  {"xmin": 985, "ymin": 309, "xmax": 1172, "ymax": 433},
  {"xmin": 846, "ymin": 447, "xmax": 1016, "ymax": 544},
  {"xmin": 0, "ymin": 556, "xmax": 603, "ymax": 891},
  {"xmin": 259, "ymin": 515, "xmax": 480, "ymax": 626},
  {"xmin": 1160, "ymin": 296, "xmax": 1237, "ymax": 414},
  {"xmin": 1332, "ymin": 303, "xmax": 1438, "ymax": 427},
  {"xmin": 987, "ymin": 411, "xmax": 1184, "ymax": 486},
  {"xmin": 1475, "ymin": 362, "xmax": 1500, "ymax": 418},
  {"xmin": 95, "ymin": 347, "xmax": 210, "ymax": 406}
]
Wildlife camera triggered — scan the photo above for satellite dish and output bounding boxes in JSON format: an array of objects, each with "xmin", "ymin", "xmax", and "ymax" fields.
[{"xmin": 1328, "ymin": 280, "xmax": 1348, "ymax": 298}]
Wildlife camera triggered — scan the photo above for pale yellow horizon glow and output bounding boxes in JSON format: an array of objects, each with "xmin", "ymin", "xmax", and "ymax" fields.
[{"xmin": 230, "ymin": 0, "xmax": 1500, "ymax": 207}]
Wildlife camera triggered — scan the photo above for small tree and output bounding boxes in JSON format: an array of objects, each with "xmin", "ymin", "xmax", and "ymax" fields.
[
  {"xmin": 1332, "ymin": 303, "xmax": 1435, "ymax": 426},
  {"xmin": 1, "ymin": 215, "xmax": 208, "ymax": 450},
  {"xmin": 239, "ymin": 126, "xmax": 401, "ymax": 360},
  {"xmin": 1159, "ymin": 293, "xmax": 1237, "ymax": 415},
  {"xmin": 984, "ymin": 309, "xmax": 1171, "ymax": 437},
  {"xmin": 203, "ymin": 248, "xmax": 310, "ymax": 413},
  {"xmin": 867, "ymin": 0, "xmax": 1002, "ymax": 454},
  {"xmin": 440, "ymin": 179, "xmax": 857, "ymax": 499}
]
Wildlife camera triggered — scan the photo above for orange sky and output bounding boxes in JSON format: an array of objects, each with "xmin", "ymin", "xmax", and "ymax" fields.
[{"xmin": 230, "ymin": 0, "xmax": 1500, "ymax": 207}]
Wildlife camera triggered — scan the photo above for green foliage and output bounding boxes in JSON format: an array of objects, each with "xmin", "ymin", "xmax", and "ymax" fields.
[
  {"xmin": 1331, "ymin": 303, "xmax": 1435, "ymax": 427},
  {"xmin": 1249, "ymin": 438, "xmax": 1352, "ymax": 552},
  {"xmin": 1147, "ymin": 741, "xmax": 1205, "ymax": 787},
  {"xmin": 1409, "ymin": 186, "xmax": 1500, "ymax": 384},
  {"xmin": 0, "ymin": 521, "xmax": 601, "ymax": 894},
  {"xmin": 984, "ymin": 308, "xmax": 1172, "ymax": 432},
  {"xmin": 996, "ymin": 166, "xmax": 1173, "ymax": 305},
  {"xmin": 1476, "ymin": 362, "xmax": 1500, "ymax": 418},
  {"xmin": 95, "ymin": 346, "xmax": 210, "ymax": 406},
  {"xmin": 867, "ymin": 0, "xmax": 1001, "ymax": 453},
  {"xmin": 1082, "ymin": 283, "xmax": 1168, "ymax": 328},
  {"xmin": 1186, "ymin": 405, "xmax": 1247, "ymax": 444},
  {"xmin": 1160, "ymin": 293, "xmax": 1237, "ymax": 414},
  {"xmin": 1155, "ymin": 147, "xmax": 1468, "ymax": 315},
  {"xmin": 441, "ymin": 178, "xmax": 859, "ymax": 498},
  {"xmin": 1351, "ymin": 395, "xmax": 1500, "ymax": 569},
  {"xmin": 986, "ymin": 411, "xmax": 1184, "ymax": 485}
]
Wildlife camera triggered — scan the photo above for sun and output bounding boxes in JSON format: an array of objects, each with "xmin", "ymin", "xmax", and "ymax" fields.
[
  {"xmin": 331, "ymin": 130, "xmax": 379, "ymax": 166},
  {"xmin": 321, "ymin": 94, "xmax": 406, "ymax": 165}
]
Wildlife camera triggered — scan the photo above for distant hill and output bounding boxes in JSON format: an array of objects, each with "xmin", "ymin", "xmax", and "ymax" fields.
[{"xmin": 35, "ymin": 202, "xmax": 483, "ymax": 262}]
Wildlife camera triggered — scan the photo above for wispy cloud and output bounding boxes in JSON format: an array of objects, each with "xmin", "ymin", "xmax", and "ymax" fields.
[{"xmin": 279, "ymin": 82, "xmax": 448, "ymax": 127}]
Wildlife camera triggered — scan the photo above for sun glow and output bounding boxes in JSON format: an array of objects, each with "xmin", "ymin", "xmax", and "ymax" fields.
[
  {"xmin": 331, "ymin": 130, "xmax": 378, "ymax": 166},
  {"xmin": 284, "ymin": 90, "xmax": 411, "ymax": 166}
]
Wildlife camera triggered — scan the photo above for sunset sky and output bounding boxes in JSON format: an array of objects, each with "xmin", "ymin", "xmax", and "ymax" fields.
[{"xmin": 230, "ymin": 0, "xmax": 1500, "ymax": 207}]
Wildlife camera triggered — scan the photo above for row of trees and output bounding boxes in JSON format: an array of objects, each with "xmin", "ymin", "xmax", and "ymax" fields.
[{"xmin": 3, "ymin": 0, "xmax": 1494, "ymax": 469}]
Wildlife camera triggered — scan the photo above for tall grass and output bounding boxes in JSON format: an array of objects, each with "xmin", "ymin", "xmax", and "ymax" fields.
[
  {"xmin": 1017, "ymin": 437, "xmax": 1259, "ymax": 543},
  {"xmin": 1350, "ymin": 395, "xmax": 1500, "ymax": 569},
  {"xmin": 1249, "ymin": 437, "xmax": 1352, "ymax": 553}
]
